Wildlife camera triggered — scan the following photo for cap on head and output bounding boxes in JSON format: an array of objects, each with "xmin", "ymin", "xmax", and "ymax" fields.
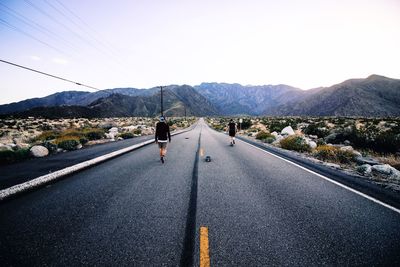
[{"xmin": 160, "ymin": 116, "xmax": 165, "ymax": 122}]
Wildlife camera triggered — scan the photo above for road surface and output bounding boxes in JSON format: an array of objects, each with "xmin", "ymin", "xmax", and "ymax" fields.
[{"xmin": 1, "ymin": 119, "xmax": 399, "ymax": 266}]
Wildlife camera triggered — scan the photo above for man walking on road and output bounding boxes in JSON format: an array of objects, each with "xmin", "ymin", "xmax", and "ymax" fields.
[
  {"xmin": 228, "ymin": 119, "xmax": 237, "ymax": 145},
  {"xmin": 155, "ymin": 116, "xmax": 171, "ymax": 163}
]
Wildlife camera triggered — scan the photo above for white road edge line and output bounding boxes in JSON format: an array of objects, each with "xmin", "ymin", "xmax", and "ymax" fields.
[
  {"xmin": 0, "ymin": 130, "xmax": 188, "ymax": 201},
  {"xmin": 239, "ymin": 139, "xmax": 400, "ymax": 215}
]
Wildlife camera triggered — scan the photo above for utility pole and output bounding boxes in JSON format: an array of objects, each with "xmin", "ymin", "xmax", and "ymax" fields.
[
  {"xmin": 184, "ymin": 106, "xmax": 186, "ymax": 120},
  {"xmin": 160, "ymin": 86, "xmax": 164, "ymax": 117}
]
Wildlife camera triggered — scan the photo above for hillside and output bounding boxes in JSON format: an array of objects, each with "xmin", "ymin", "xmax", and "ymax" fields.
[
  {"xmin": 194, "ymin": 83, "xmax": 303, "ymax": 115},
  {"xmin": 7, "ymin": 86, "xmax": 218, "ymax": 118},
  {"xmin": 1, "ymin": 75, "xmax": 400, "ymax": 117},
  {"xmin": 263, "ymin": 75, "xmax": 400, "ymax": 116}
]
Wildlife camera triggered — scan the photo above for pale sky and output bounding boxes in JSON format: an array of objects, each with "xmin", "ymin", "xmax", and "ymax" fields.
[{"xmin": 1, "ymin": 0, "xmax": 399, "ymax": 104}]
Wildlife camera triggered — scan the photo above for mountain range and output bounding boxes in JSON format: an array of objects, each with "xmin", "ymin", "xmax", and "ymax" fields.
[{"xmin": 1, "ymin": 75, "xmax": 399, "ymax": 118}]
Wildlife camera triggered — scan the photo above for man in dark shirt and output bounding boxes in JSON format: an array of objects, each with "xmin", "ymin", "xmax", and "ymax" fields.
[
  {"xmin": 155, "ymin": 116, "xmax": 171, "ymax": 163},
  {"xmin": 228, "ymin": 119, "xmax": 237, "ymax": 145}
]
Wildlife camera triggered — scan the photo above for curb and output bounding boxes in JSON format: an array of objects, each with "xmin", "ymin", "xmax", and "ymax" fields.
[{"xmin": 0, "ymin": 128, "xmax": 192, "ymax": 202}]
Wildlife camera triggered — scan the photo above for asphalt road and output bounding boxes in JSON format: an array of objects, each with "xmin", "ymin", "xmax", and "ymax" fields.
[
  {"xmin": 0, "ymin": 135, "xmax": 155, "ymax": 189},
  {"xmin": 1, "ymin": 119, "xmax": 400, "ymax": 266}
]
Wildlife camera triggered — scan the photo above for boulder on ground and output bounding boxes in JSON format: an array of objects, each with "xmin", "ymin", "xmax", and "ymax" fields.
[
  {"xmin": 109, "ymin": 127, "xmax": 118, "ymax": 133},
  {"xmin": 371, "ymin": 164, "xmax": 400, "ymax": 180},
  {"xmin": 281, "ymin": 126, "xmax": 295, "ymax": 136},
  {"xmin": 30, "ymin": 145, "xmax": 49, "ymax": 157},
  {"xmin": 357, "ymin": 164, "xmax": 372, "ymax": 176},
  {"xmin": 308, "ymin": 141, "xmax": 317, "ymax": 149},
  {"xmin": 340, "ymin": 146, "xmax": 353, "ymax": 152}
]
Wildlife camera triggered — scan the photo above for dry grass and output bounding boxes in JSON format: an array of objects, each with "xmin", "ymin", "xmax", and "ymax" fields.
[{"xmin": 375, "ymin": 154, "xmax": 400, "ymax": 170}]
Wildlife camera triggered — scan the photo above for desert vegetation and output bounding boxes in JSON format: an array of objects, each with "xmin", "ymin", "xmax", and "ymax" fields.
[
  {"xmin": 0, "ymin": 116, "xmax": 195, "ymax": 164},
  {"xmin": 208, "ymin": 117, "xmax": 400, "ymax": 190}
]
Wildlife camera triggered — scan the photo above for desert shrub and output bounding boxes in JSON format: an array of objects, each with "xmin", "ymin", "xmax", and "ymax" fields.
[
  {"xmin": 61, "ymin": 129, "xmax": 83, "ymax": 138},
  {"xmin": 42, "ymin": 141, "xmax": 58, "ymax": 153},
  {"xmin": 133, "ymin": 129, "xmax": 142, "ymax": 135},
  {"xmin": 314, "ymin": 145, "xmax": 356, "ymax": 163},
  {"xmin": 280, "ymin": 136, "xmax": 310, "ymax": 152},
  {"xmin": 336, "ymin": 150, "xmax": 356, "ymax": 164},
  {"xmin": 83, "ymin": 129, "xmax": 105, "ymax": 140},
  {"xmin": 317, "ymin": 139, "xmax": 326, "ymax": 146},
  {"xmin": 56, "ymin": 136, "xmax": 80, "ymax": 151},
  {"xmin": 36, "ymin": 131, "xmax": 58, "ymax": 141},
  {"xmin": 304, "ymin": 123, "xmax": 330, "ymax": 138},
  {"xmin": 264, "ymin": 137, "xmax": 276, "ymax": 144},
  {"xmin": 267, "ymin": 121, "xmax": 287, "ymax": 132},
  {"xmin": 256, "ymin": 131, "xmax": 276, "ymax": 143},
  {"xmin": 0, "ymin": 148, "xmax": 31, "ymax": 165},
  {"xmin": 240, "ymin": 119, "xmax": 252, "ymax": 130},
  {"xmin": 79, "ymin": 137, "xmax": 89, "ymax": 145},
  {"xmin": 373, "ymin": 132, "xmax": 400, "ymax": 153},
  {"xmin": 119, "ymin": 132, "xmax": 134, "ymax": 139},
  {"xmin": 337, "ymin": 126, "xmax": 400, "ymax": 153},
  {"xmin": 314, "ymin": 145, "xmax": 338, "ymax": 161},
  {"xmin": 38, "ymin": 123, "xmax": 52, "ymax": 131}
]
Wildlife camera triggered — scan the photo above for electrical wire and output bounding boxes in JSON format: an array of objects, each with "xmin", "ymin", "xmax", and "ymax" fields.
[
  {"xmin": 0, "ymin": 18, "xmax": 69, "ymax": 56},
  {"xmin": 0, "ymin": 59, "xmax": 101, "ymax": 91},
  {"xmin": 0, "ymin": 4, "xmax": 79, "ymax": 52}
]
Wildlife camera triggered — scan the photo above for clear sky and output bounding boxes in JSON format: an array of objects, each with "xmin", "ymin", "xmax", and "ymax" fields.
[{"xmin": 1, "ymin": 0, "xmax": 399, "ymax": 104}]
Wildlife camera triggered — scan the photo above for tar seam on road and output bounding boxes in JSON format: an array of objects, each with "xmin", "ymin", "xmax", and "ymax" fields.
[
  {"xmin": 239, "ymin": 139, "xmax": 400, "ymax": 215},
  {"xmin": 180, "ymin": 125, "xmax": 202, "ymax": 267}
]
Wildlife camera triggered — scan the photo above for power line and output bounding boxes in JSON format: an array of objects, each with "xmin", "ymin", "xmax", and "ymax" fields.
[
  {"xmin": 0, "ymin": 18, "xmax": 69, "ymax": 56},
  {"xmin": 0, "ymin": 59, "xmax": 101, "ymax": 91},
  {"xmin": 54, "ymin": 0, "xmax": 122, "ymax": 56},
  {"xmin": 0, "ymin": 4, "xmax": 79, "ymax": 52}
]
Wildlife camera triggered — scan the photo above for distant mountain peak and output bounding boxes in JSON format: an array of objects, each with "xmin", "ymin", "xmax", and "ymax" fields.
[{"xmin": 366, "ymin": 74, "xmax": 389, "ymax": 80}]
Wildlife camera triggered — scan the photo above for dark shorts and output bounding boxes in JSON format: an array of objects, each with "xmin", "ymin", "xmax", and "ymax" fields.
[
  {"xmin": 158, "ymin": 141, "xmax": 168, "ymax": 149},
  {"xmin": 229, "ymin": 130, "xmax": 236, "ymax": 137}
]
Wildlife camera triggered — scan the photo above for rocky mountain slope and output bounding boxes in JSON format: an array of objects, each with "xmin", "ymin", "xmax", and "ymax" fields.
[
  {"xmin": 7, "ymin": 86, "xmax": 218, "ymax": 118},
  {"xmin": 1, "ymin": 75, "xmax": 399, "ymax": 117},
  {"xmin": 263, "ymin": 75, "xmax": 400, "ymax": 116},
  {"xmin": 194, "ymin": 83, "xmax": 303, "ymax": 115}
]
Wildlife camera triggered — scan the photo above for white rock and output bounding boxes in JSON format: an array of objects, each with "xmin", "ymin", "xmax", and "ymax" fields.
[
  {"xmin": 271, "ymin": 131, "xmax": 279, "ymax": 137},
  {"xmin": 108, "ymin": 127, "xmax": 118, "ymax": 133},
  {"xmin": 340, "ymin": 146, "xmax": 353, "ymax": 152},
  {"xmin": 281, "ymin": 126, "xmax": 295, "ymax": 136},
  {"xmin": 30, "ymin": 145, "xmax": 49, "ymax": 157},
  {"xmin": 371, "ymin": 164, "xmax": 400, "ymax": 179},
  {"xmin": 76, "ymin": 144, "xmax": 83, "ymax": 150},
  {"xmin": 352, "ymin": 150, "xmax": 362, "ymax": 157},
  {"xmin": 309, "ymin": 135, "xmax": 318, "ymax": 139},
  {"xmin": 308, "ymin": 141, "xmax": 317, "ymax": 149}
]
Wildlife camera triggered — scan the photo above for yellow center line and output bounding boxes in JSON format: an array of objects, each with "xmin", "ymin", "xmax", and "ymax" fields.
[
  {"xmin": 200, "ymin": 226, "xmax": 210, "ymax": 267},
  {"xmin": 200, "ymin": 148, "xmax": 205, "ymax": 157}
]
